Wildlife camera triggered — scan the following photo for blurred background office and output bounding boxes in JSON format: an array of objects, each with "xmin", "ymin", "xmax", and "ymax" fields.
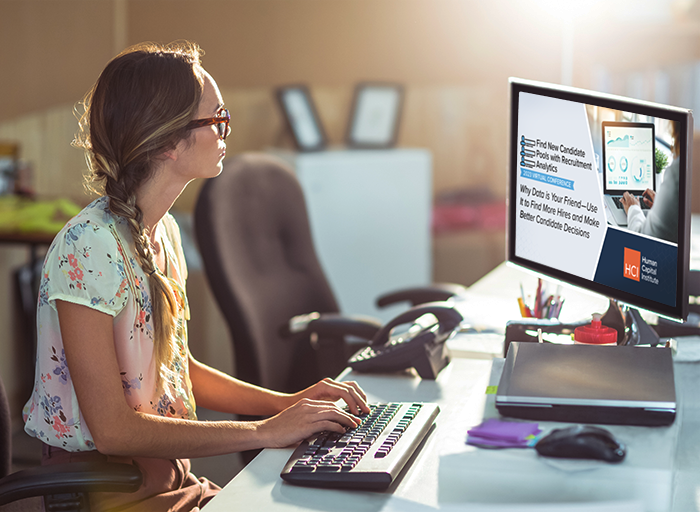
[{"xmin": 2, "ymin": 0, "xmax": 700, "ymax": 443}]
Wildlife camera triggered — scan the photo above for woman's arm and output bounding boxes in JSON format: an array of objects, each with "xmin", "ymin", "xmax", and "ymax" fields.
[
  {"xmin": 188, "ymin": 356, "xmax": 370, "ymax": 417},
  {"xmin": 58, "ymin": 300, "xmax": 362, "ymax": 459},
  {"xmin": 621, "ymin": 192, "xmax": 645, "ymax": 233}
]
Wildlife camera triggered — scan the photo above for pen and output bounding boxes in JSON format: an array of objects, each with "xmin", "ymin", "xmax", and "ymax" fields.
[
  {"xmin": 554, "ymin": 298, "xmax": 565, "ymax": 318},
  {"xmin": 544, "ymin": 295, "xmax": 554, "ymax": 318},
  {"xmin": 517, "ymin": 297, "xmax": 528, "ymax": 317},
  {"xmin": 539, "ymin": 282, "xmax": 549, "ymax": 317},
  {"xmin": 552, "ymin": 285, "xmax": 562, "ymax": 319},
  {"xmin": 519, "ymin": 283, "xmax": 533, "ymax": 318},
  {"xmin": 534, "ymin": 279, "xmax": 542, "ymax": 318}
]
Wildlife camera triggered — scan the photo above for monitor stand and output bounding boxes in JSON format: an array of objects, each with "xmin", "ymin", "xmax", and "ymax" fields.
[
  {"xmin": 652, "ymin": 269, "xmax": 700, "ymax": 337},
  {"xmin": 503, "ymin": 299, "xmax": 661, "ymax": 357}
]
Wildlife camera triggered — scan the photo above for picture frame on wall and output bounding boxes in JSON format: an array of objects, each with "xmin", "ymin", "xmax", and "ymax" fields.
[
  {"xmin": 346, "ymin": 83, "xmax": 404, "ymax": 149},
  {"xmin": 275, "ymin": 85, "xmax": 327, "ymax": 152}
]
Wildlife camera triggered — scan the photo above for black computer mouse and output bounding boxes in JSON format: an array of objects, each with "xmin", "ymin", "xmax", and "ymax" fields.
[{"xmin": 535, "ymin": 425, "xmax": 626, "ymax": 463}]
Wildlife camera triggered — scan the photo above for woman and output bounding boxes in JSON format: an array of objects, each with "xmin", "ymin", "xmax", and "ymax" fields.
[{"xmin": 23, "ymin": 41, "xmax": 368, "ymax": 510}]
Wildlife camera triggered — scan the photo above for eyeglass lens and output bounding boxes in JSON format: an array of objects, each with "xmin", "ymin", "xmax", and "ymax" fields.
[{"xmin": 217, "ymin": 109, "xmax": 230, "ymax": 140}]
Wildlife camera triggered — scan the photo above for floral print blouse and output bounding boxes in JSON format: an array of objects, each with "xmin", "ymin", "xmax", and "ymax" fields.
[{"xmin": 23, "ymin": 196, "xmax": 197, "ymax": 451}]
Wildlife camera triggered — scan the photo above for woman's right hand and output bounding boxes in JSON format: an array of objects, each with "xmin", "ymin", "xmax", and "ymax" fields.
[{"xmin": 257, "ymin": 398, "xmax": 361, "ymax": 449}]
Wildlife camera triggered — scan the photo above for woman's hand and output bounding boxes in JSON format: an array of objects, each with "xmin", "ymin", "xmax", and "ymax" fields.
[
  {"xmin": 257, "ymin": 398, "xmax": 361, "ymax": 448},
  {"xmin": 292, "ymin": 378, "xmax": 370, "ymax": 416},
  {"xmin": 642, "ymin": 188, "xmax": 655, "ymax": 208}
]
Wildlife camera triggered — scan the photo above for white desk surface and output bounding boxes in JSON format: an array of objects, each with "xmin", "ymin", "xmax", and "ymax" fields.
[
  {"xmin": 206, "ymin": 220, "xmax": 700, "ymax": 512},
  {"xmin": 206, "ymin": 345, "xmax": 699, "ymax": 512}
]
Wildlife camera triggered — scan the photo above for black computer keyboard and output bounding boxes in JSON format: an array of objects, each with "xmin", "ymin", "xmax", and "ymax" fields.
[
  {"xmin": 612, "ymin": 196, "xmax": 650, "ymax": 210},
  {"xmin": 280, "ymin": 402, "xmax": 439, "ymax": 490}
]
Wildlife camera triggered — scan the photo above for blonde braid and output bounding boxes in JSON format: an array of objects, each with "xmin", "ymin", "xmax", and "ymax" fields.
[{"xmin": 108, "ymin": 184, "xmax": 178, "ymax": 393}]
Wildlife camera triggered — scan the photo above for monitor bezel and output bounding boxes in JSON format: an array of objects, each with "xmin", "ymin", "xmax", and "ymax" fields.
[{"xmin": 507, "ymin": 78, "xmax": 693, "ymax": 321}]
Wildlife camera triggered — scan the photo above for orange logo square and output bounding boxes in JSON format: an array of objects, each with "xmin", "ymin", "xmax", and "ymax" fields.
[{"xmin": 624, "ymin": 248, "xmax": 640, "ymax": 282}]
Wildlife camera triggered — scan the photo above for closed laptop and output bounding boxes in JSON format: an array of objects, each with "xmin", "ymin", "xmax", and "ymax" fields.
[{"xmin": 496, "ymin": 342, "xmax": 676, "ymax": 426}]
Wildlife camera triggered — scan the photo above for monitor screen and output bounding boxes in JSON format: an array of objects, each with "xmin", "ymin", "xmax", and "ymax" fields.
[{"xmin": 508, "ymin": 78, "xmax": 693, "ymax": 321}]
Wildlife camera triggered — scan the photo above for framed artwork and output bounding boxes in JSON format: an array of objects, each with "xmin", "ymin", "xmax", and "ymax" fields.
[
  {"xmin": 347, "ymin": 83, "xmax": 404, "ymax": 149},
  {"xmin": 275, "ymin": 85, "xmax": 327, "ymax": 152}
]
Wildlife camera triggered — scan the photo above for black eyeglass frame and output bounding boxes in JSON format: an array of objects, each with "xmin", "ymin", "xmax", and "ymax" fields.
[{"xmin": 186, "ymin": 108, "xmax": 231, "ymax": 140}]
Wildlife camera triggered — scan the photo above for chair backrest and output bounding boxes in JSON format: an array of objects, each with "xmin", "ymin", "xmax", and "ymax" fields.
[
  {"xmin": 0, "ymin": 375, "xmax": 12, "ymax": 479},
  {"xmin": 194, "ymin": 153, "xmax": 340, "ymax": 392}
]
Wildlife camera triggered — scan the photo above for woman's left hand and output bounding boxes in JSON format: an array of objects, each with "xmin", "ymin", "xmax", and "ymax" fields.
[{"xmin": 292, "ymin": 378, "xmax": 370, "ymax": 416}]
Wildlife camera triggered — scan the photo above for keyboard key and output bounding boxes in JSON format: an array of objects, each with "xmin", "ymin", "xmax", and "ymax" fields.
[{"xmin": 291, "ymin": 465, "xmax": 315, "ymax": 473}]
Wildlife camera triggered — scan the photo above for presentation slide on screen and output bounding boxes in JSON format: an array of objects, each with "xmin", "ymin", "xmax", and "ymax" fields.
[{"xmin": 515, "ymin": 92, "xmax": 679, "ymax": 308}]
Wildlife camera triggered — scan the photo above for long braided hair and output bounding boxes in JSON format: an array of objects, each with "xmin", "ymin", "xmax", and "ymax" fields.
[{"xmin": 74, "ymin": 41, "xmax": 204, "ymax": 392}]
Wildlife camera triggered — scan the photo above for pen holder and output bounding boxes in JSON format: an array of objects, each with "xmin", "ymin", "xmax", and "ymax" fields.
[{"xmin": 518, "ymin": 279, "xmax": 564, "ymax": 320}]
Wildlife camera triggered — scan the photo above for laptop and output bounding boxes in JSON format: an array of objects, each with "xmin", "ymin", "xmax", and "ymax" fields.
[
  {"xmin": 496, "ymin": 342, "xmax": 676, "ymax": 426},
  {"xmin": 601, "ymin": 121, "xmax": 655, "ymax": 227}
]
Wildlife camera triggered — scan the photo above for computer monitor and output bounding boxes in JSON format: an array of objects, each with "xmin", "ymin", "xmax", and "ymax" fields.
[{"xmin": 507, "ymin": 78, "xmax": 693, "ymax": 323}]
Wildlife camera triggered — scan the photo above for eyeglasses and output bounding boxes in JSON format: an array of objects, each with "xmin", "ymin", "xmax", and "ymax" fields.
[{"xmin": 186, "ymin": 107, "xmax": 230, "ymax": 140}]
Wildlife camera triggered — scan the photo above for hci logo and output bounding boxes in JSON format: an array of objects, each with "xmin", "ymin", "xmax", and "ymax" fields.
[{"xmin": 623, "ymin": 247, "xmax": 640, "ymax": 282}]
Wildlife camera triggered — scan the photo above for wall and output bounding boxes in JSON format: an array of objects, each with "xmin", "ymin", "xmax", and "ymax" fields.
[
  {"xmin": 0, "ymin": 0, "xmax": 568, "ymax": 195},
  {"xmin": 0, "ymin": 1, "xmax": 563, "ymax": 120}
]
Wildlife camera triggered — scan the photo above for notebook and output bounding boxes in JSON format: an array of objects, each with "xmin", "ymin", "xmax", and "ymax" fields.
[{"xmin": 495, "ymin": 342, "xmax": 676, "ymax": 426}]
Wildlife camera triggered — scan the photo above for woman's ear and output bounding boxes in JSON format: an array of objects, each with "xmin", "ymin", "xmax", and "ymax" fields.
[
  {"xmin": 161, "ymin": 139, "xmax": 187, "ymax": 162},
  {"xmin": 161, "ymin": 150, "xmax": 178, "ymax": 162}
]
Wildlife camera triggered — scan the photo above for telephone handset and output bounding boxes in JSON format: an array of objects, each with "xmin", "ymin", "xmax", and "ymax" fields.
[{"xmin": 348, "ymin": 302, "xmax": 463, "ymax": 379}]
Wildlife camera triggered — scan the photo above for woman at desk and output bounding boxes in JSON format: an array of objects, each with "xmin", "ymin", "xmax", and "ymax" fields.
[
  {"xmin": 619, "ymin": 123, "xmax": 680, "ymax": 244},
  {"xmin": 22, "ymin": 42, "xmax": 368, "ymax": 511}
]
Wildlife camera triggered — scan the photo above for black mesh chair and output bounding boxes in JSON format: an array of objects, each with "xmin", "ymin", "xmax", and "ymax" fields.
[
  {"xmin": 0, "ymin": 375, "xmax": 142, "ymax": 511},
  {"xmin": 193, "ymin": 153, "xmax": 465, "ymax": 393}
]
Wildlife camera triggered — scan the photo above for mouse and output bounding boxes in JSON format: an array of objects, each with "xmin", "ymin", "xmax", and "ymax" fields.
[{"xmin": 535, "ymin": 425, "xmax": 626, "ymax": 463}]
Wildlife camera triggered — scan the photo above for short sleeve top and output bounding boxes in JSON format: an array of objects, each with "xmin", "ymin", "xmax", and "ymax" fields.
[{"xmin": 23, "ymin": 196, "xmax": 197, "ymax": 452}]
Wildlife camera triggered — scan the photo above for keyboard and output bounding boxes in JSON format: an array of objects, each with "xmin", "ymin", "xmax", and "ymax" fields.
[
  {"xmin": 612, "ymin": 196, "xmax": 650, "ymax": 210},
  {"xmin": 280, "ymin": 402, "xmax": 439, "ymax": 490}
]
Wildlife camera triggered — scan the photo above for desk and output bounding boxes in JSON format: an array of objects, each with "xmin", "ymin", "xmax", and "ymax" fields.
[{"xmin": 204, "ymin": 262, "xmax": 700, "ymax": 511}]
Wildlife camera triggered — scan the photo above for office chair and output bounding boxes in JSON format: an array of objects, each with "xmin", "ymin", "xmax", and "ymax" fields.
[
  {"xmin": 0, "ymin": 375, "xmax": 142, "ymax": 511},
  {"xmin": 194, "ymin": 153, "xmax": 465, "ymax": 393}
]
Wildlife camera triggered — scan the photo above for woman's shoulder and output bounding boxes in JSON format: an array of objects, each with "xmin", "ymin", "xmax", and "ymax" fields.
[
  {"xmin": 63, "ymin": 196, "xmax": 117, "ymax": 228},
  {"xmin": 50, "ymin": 197, "xmax": 125, "ymax": 251}
]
